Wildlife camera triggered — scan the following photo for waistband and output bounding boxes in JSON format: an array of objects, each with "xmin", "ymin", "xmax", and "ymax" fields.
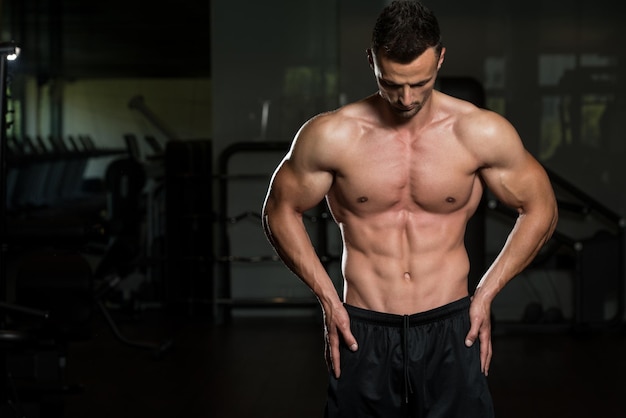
[{"xmin": 344, "ymin": 296, "xmax": 470, "ymax": 327}]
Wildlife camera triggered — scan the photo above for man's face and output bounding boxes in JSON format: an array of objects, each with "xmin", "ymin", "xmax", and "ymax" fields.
[{"xmin": 369, "ymin": 47, "xmax": 445, "ymax": 119}]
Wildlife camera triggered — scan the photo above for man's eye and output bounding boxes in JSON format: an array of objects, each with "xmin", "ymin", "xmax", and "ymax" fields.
[{"xmin": 381, "ymin": 80, "xmax": 397, "ymax": 88}]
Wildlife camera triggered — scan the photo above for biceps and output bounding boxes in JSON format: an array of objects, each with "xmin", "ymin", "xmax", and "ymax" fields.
[
  {"xmin": 482, "ymin": 155, "xmax": 552, "ymax": 211},
  {"xmin": 265, "ymin": 160, "xmax": 333, "ymax": 215}
]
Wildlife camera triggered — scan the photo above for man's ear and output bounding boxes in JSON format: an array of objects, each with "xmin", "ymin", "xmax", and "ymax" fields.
[
  {"xmin": 367, "ymin": 48, "xmax": 374, "ymax": 69},
  {"xmin": 437, "ymin": 47, "xmax": 446, "ymax": 71}
]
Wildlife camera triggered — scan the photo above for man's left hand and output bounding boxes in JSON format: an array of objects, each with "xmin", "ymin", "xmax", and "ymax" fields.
[{"xmin": 464, "ymin": 296, "xmax": 493, "ymax": 376}]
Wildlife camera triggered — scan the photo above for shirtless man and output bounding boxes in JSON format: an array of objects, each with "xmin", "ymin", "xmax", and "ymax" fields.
[{"xmin": 262, "ymin": 1, "xmax": 558, "ymax": 416}]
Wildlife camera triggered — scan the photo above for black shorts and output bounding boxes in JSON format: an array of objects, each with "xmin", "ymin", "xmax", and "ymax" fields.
[{"xmin": 325, "ymin": 297, "xmax": 494, "ymax": 418}]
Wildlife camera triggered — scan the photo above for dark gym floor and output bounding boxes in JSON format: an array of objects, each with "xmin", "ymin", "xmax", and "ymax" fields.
[
  {"xmin": 6, "ymin": 303, "xmax": 626, "ymax": 418},
  {"xmin": 54, "ymin": 307, "xmax": 626, "ymax": 418}
]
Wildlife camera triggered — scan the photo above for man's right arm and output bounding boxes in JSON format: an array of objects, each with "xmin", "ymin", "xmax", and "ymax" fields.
[
  {"xmin": 262, "ymin": 159, "xmax": 337, "ymax": 301},
  {"xmin": 262, "ymin": 119, "xmax": 339, "ymax": 307},
  {"xmin": 262, "ymin": 118, "xmax": 357, "ymax": 378}
]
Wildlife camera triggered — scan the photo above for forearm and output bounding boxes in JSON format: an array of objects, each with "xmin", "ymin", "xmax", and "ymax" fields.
[
  {"xmin": 474, "ymin": 206, "xmax": 557, "ymax": 303},
  {"xmin": 263, "ymin": 207, "xmax": 341, "ymax": 308}
]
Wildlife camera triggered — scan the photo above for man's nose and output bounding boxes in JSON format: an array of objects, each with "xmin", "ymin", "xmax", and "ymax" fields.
[{"xmin": 399, "ymin": 85, "xmax": 412, "ymax": 105}]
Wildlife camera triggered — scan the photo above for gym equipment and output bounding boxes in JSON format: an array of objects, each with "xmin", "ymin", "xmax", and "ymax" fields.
[
  {"xmin": 213, "ymin": 141, "xmax": 333, "ymax": 323},
  {"xmin": 128, "ymin": 95, "xmax": 179, "ymax": 141},
  {"xmin": 93, "ymin": 134, "xmax": 173, "ymax": 356},
  {"xmin": 0, "ymin": 40, "xmax": 77, "ymax": 417},
  {"xmin": 163, "ymin": 139, "xmax": 213, "ymax": 315},
  {"xmin": 547, "ymin": 169, "xmax": 625, "ymax": 327},
  {"xmin": 488, "ymin": 166, "xmax": 625, "ymax": 330}
]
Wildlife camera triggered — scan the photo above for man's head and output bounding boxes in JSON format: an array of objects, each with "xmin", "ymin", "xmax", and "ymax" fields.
[
  {"xmin": 368, "ymin": 1, "xmax": 445, "ymax": 120},
  {"xmin": 371, "ymin": 0, "xmax": 443, "ymax": 63}
]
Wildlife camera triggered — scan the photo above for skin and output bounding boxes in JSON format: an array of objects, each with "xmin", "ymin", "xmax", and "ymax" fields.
[{"xmin": 262, "ymin": 46, "xmax": 558, "ymax": 379}]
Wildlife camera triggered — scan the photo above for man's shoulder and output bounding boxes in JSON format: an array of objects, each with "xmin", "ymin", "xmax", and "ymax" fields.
[
  {"xmin": 435, "ymin": 92, "xmax": 488, "ymax": 121},
  {"xmin": 317, "ymin": 95, "xmax": 378, "ymax": 122},
  {"xmin": 437, "ymin": 94, "xmax": 526, "ymax": 165},
  {"xmin": 300, "ymin": 96, "xmax": 379, "ymax": 140},
  {"xmin": 436, "ymin": 94, "xmax": 513, "ymax": 139},
  {"xmin": 287, "ymin": 100, "xmax": 375, "ymax": 171}
]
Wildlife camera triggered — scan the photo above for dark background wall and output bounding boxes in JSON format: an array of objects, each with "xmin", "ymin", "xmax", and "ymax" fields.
[{"xmin": 1, "ymin": 0, "xmax": 625, "ymax": 322}]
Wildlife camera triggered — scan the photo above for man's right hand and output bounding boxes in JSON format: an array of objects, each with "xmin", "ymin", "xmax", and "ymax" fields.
[{"xmin": 323, "ymin": 303, "xmax": 358, "ymax": 379}]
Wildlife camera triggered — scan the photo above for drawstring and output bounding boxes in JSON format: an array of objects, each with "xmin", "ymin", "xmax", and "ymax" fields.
[{"xmin": 402, "ymin": 315, "xmax": 413, "ymax": 404}]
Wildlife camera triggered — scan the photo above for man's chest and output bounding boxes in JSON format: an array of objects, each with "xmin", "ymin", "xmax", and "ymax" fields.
[{"xmin": 329, "ymin": 137, "xmax": 482, "ymax": 215}]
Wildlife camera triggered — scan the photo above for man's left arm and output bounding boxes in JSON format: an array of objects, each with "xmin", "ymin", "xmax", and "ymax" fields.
[{"xmin": 463, "ymin": 111, "xmax": 559, "ymax": 376}]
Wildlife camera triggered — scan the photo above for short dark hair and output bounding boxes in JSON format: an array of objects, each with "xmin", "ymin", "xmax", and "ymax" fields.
[{"xmin": 371, "ymin": 0, "xmax": 443, "ymax": 63}]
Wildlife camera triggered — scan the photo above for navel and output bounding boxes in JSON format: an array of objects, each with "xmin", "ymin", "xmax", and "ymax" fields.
[
  {"xmin": 403, "ymin": 271, "xmax": 412, "ymax": 281},
  {"xmin": 357, "ymin": 196, "xmax": 368, "ymax": 203}
]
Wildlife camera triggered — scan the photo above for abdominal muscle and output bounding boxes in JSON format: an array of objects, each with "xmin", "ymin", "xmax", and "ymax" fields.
[{"xmin": 337, "ymin": 209, "xmax": 472, "ymax": 315}]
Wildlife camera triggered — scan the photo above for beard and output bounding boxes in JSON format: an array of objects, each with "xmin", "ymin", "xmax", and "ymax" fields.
[
  {"xmin": 391, "ymin": 102, "xmax": 422, "ymax": 119},
  {"xmin": 390, "ymin": 88, "xmax": 434, "ymax": 120},
  {"xmin": 378, "ymin": 88, "xmax": 432, "ymax": 121}
]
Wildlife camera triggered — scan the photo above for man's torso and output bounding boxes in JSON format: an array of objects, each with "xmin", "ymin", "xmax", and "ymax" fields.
[{"xmin": 324, "ymin": 92, "xmax": 485, "ymax": 314}]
